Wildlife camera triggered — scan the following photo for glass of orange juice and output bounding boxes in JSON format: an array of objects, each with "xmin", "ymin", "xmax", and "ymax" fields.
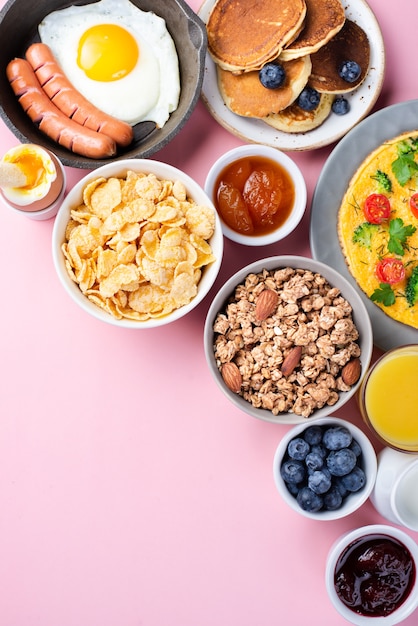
[{"xmin": 358, "ymin": 345, "xmax": 418, "ymax": 453}]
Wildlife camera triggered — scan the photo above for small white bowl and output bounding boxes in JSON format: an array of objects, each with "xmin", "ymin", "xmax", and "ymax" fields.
[
  {"xmin": 325, "ymin": 524, "xmax": 418, "ymax": 625},
  {"xmin": 52, "ymin": 159, "xmax": 223, "ymax": 328},
  {"xmin": 204, "ymin": 144, "xmax": 307, "ymax": 245},
  {"xmin": 204, "ymin": 255, "xmax": 373, "ymax": 424},
  {"xmin": 273, "ymin": 417, "xmax": 377, "ymax": 521}
]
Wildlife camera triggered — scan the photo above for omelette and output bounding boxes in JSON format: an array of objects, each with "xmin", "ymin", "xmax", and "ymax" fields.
[{"xmin": 338, "ymin": 130, "xmax": 418, "ymax": 329}]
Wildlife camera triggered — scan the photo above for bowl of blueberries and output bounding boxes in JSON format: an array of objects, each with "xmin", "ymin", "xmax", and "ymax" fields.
[{"xmin": 273, "ymin": 417, "xmax": 377, "ymax": 520}]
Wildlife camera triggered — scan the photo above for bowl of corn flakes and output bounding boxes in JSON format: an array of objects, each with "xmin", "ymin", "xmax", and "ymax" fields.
[{"xmin": 52, "ymin": 159, "xmax": 223, "ymax": 327}]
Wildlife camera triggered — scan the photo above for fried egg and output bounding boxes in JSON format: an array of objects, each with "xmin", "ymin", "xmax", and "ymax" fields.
[{"xmin": 38, "ymin": 0, "xmax": 180, "ymax": 127}]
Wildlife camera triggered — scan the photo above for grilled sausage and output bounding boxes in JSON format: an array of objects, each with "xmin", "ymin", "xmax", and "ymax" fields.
[
  {"xmin": 26, "ymin": 43, "xmax": 134, "ymax": 148},
  {"xmin": 7, "ymin": 58, "xmax": 117, "ymax": 159}
]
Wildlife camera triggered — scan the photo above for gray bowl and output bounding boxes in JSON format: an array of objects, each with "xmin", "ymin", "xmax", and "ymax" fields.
[
  {"xmin": 204, "ymin": 255, "xmax": 374, "ymax": 425},
  {"xmin": 0, "ymin": 0, "xmax": 207, "ymax": 169}
]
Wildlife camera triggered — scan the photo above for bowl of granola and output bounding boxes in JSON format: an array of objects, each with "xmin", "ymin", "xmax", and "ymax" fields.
[{"xmin": 203, "ymin": 255, "xmax": 373, "ymax": 424}]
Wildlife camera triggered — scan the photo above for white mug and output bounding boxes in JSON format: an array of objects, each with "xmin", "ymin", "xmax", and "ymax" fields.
[{"xmin": 370, "ymin": 447, "xmax": 418, "ymax": 531}]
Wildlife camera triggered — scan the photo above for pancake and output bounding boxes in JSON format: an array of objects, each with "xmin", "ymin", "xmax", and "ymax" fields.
[
  {"xmin": 338, "ymin": 130, "xmax": 418, "ymax": 329},
  {"xmin": 280, "ymin": 0, "xmax": 345, "ymax": 61},
  {"xmin": 263, "ymin": 92, "xmax": 333, "ymax": 133},
  {"xmin": 217, "ymin": 56, "xmax": 312, "ymax": 118},
  {"xmin": 308, "ymin": 19, "xmax": 370, "ymax": 93},
  {"xmin": 206, "ymin": 0, "xmax": 307, "ymax": 73}
]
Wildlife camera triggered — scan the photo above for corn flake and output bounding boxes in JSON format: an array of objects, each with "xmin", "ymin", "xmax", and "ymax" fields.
[{"xmin": 89, "ymin": 177, "xmax": 122, "ymax": 218}]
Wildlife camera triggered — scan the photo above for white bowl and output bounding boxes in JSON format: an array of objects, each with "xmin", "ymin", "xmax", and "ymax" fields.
[
  {"xmin": 325, "ymin": 524, "xmax": 418, "ymax": 624},
  {"xmin": 52, "ymin": 159, "xmax": 223, "ymax": 328},
  {"xmin": 204, "ymin": 144, "xmax": 307, "ymax": 245},
  {"xmin": 204, "ymin": 255, "xmax": 373, "ymax": 424},
  {"xmin": 273, "ymin": 417, "xmax": 377, "ymax": 521}
]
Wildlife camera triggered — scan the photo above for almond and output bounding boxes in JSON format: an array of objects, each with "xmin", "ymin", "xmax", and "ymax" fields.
[
  {"xmin": 221, "ymin": 362, "xmax": 242, "ymax": 393},
  {"xmin": 341, "ymin": 357, "xmax": 362, "ymax": 386},
  {"xmin": 281, "ymin": 346, "xmax": 302, "ymax": 377},
  {"xmin": 255, "ymin": 289, "xmax": 279, "ymax": 321}
]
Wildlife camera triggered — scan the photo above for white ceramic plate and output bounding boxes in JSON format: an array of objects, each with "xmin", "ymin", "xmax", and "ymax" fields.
[
  {"xmin": 310, "ymin": 99, "xmax": 418, "ymax": 351},
  {"xmin": 198, "ymin": 0, "xmax": 385, "ymax": 151}
]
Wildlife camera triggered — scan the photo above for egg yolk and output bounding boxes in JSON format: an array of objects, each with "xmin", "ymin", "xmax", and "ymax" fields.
[
  {"xmin": 11, "ymin": 151, "xmax": 47, "ymax": 189},
  {"xmin": 77, "ymin": 24, "xmax": 139, "ymax": 81}
]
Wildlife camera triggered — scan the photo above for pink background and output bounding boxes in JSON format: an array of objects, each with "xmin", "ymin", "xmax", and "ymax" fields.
[{"xmin": 0, "ymin": 1, "xmax": 417, "ymax": 624}]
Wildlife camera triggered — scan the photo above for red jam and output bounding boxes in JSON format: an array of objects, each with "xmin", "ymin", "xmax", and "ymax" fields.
[
  {"xmin": 334, "ymin": 534, "xmax": 416, "ymax": 617},
  {"xmin": 213, "ymin": 156, "xmax": 295, "ymax": 236}
]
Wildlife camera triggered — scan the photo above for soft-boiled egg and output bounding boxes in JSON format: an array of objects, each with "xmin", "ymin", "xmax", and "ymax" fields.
[
  {"xmin": 38, "ymin": 0, "xmax": 180, "ymax": 127},
  {"xmin": 0, "ymin": 144, "xmax": 57, "ymax": 206}
]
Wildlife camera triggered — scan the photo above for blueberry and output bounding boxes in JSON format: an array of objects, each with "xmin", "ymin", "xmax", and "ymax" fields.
[
  {"xmin": 341, "ymin": 466, "xmax": 366, "ymax": 492},
  {"xmin": 297, "ymin": 87, "xmax": 320, "ymax": 111},
  {"xmin": 349, "ymin": 438, "xmax": 362, "ymax": 458},
  {"xmin": 308, "ymin": 469, "xmax": 332, "ymax": 495},
  {"xmin": 326, "ymin": 448, "xmax": 357, "ymax": 476},
  {"xmin": 303, "ymin": 425, "xmax": 323, "ymax": 445},
  {"xmin": 311, "ymin": 443, "xmax": 327, "ymax": 459},
  {"xmin": 280, "ymin": 459, "xmax": 306, "ymax": 484},
  {"xmin": 287, "ymin": 437, "xmax": 310, "ymax": 460},
  {"xmin": 338, "ymin": 60, "xmax": 361, "ymax": 83},
  {"xmin": 259, "ymin": 62, "xmax": 286, "ymax": 89},
  {"xmin": 286, "ymin": 481, "xmax": 300, "ymax": 496},
  {"xmin": 333, "ymin": 476, "xmax": 349, "ymax": 498},
  {"xmin": 323, "ymin": 426, "xmax": 352, "ymax": 451},
  {"xmin": 332, "ymin": 96, "xmax": 350, "ymax": 116},
  {"xmin": 305, "ymin": 451, "xmax": 324, "ymax": 471},
  {"xmin": 296, "ymin": 486, "xmax": 323, "ymax": 512},
  {"xmin": 323, "ymin": 486, "xmax": 343, "ymax": 511}
]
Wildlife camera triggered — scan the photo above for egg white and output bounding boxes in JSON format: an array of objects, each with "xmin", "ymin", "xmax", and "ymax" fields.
[{"xmin": 38, "ymin": 0, "xmax": 180, "ymax": 126}]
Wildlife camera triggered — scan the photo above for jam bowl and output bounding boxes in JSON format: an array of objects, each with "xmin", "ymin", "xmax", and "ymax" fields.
[
  {"xmin": 204, "ymin": 144, "xmax": 307, "ymax": 246},
  {"xmin": 325, "ymin": 524, "xmax": 418, "ymax": 625}
]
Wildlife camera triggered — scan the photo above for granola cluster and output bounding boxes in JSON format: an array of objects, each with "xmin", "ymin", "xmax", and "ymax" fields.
[{"xmin": 212, "ymin": 267, "xmax": 362, "ymax": 418}]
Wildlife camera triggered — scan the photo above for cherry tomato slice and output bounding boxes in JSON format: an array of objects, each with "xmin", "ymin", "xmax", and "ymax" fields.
[
  {"xmin": 364, "ymin": 193, "xmax": 391, "ymax": 224},
  {"xmin": 217, "ymin": 181, "xmax": 254, "ymax": 234},
  {"xmin": 409, "ymin": 192, "xmax": 418, "ymax": 219},
  {"xmin": 375, "ymin": 258, "xmax": 405, "ymax": 284}
]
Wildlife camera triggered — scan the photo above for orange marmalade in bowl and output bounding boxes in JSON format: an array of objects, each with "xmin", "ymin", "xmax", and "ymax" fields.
[
  {"xmin": 214, "ymin": 155, "xmax": 295, "ymax": 236},
  {"xmin": 204, "ymin": 144, "xmax": 306, "ymax": 246}
]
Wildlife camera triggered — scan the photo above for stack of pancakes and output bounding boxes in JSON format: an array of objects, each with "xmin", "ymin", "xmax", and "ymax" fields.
[{"xmin": 206, "ymin": 0, "xmax": 370, "ymax": 134}]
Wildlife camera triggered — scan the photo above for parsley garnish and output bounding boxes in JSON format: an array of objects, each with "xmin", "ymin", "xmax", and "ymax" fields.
[
  {"xmin": 387, "ymin": 218, "xmax": 416, "ymax": 256},
  {"xmin": 370, "ymin": 283, "xmax": 396, "ymax": 306},
  {"xmin": 391, "ymin": 138, "xmax": 418, "ymax": 186}
]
